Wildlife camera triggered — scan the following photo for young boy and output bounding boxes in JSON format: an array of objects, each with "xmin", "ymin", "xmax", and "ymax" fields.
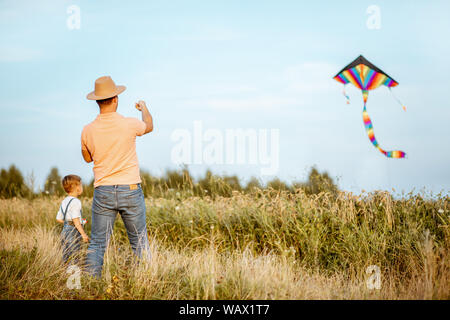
[{"xmin": 56, "ymin": 174, "xmax": 89, "ymax": 265}]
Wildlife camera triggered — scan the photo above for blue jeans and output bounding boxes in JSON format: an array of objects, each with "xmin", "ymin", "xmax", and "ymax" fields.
[
  {"xmin": 85, "ymin": 184, "xmax": 151, "ymax": 278},
  {"xmin": 61, "ymin": 224, "xmax": 82, "ymax": 265}
]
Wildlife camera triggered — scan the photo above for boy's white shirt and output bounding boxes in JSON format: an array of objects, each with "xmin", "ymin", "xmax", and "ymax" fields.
[{"xmin": 56, "ymin": 196, "xmax": 82, "ymax": 222}]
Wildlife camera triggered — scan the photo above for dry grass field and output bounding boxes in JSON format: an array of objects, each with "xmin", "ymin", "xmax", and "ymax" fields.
[{"xmin": 0, "ymin": 189, "xmax": 448, "ymax": 299}]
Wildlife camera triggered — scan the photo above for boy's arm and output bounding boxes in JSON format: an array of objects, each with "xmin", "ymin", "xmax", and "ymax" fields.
[
  {"xmin": 72, "ymin": 218, "xmax": 89, "ymax": 242},
  {"xmin": 135, "ymin": 100, "xmax": 153, "ymax": 134},
  {"xmin": 56, "ymin": 219, "xmax": 64, "ymax": 224}
]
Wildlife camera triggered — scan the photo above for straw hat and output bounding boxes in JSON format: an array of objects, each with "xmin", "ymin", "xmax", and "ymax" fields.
[{"xmin": 86, "ymin": 76, "xmax": 126, "ymax": 100}]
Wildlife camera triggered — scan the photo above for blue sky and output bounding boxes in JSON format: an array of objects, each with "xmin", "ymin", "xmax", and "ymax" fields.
[{"xmin": 0, "ymin": 0, "xmax": 449, "ymax": 195}]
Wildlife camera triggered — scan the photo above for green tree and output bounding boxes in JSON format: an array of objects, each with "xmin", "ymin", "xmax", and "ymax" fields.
[
  {"xmin": 81, "ymin": 178, "xmax": 95, "ymax": 198},
  {"xmin": 267, "ymin": 177, "xmax": 291, "ymax": 192},
  {"xmin": 141, "ymin": 170, "xmax": 168, "ymax": 197},
  {"xmin": 197, "ymin": 170, "xmax": 236, "ymax": 197},
  {"xmin": 223, "ymin": 175, "xmax": 242, "ymax": 192},
  {"xmin": 293, "ymin": 167, "xmax": 338, "ymax": 196},
  {"xmin": 44, "ymin": 167, "xmax": 64, "ymax": 196},
  {"xmin": 164, "ymin": 167, "xmax": 194, "ymax": 190},
  {"xmin": 245, "ymin": 177, "xmax": 262, "ymax": 192},
  {"xmin": 0, "ymin": 165, "xmax": 30, "ymax": 198}
]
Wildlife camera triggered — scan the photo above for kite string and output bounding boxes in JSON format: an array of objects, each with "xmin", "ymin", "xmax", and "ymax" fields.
[{"xmin": 389, "ymin": 87, "xmax": 406, "ymax": 111}]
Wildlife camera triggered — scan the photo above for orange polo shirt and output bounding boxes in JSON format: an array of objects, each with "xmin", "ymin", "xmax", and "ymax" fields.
[{"xmin": 81, "ymin": 112, "xmax": 146, "ymax": 187}]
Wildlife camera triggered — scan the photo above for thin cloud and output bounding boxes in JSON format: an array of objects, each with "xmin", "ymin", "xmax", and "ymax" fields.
[
  {"xmin": 205, "ymin": 96, "xmax": 299, "ymax": 111},
  {"xmin": 0, "ymin": 46, "xmax": 42, "ymax": 62},
  {"xmin": 283, "ymin": 62, "xmax": 339, "ymax": 94}
]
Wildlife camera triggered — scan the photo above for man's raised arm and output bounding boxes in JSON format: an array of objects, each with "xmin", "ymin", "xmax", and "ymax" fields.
[{"xmin": 135, "ymin": 100, "xmax": 153, "ymax": 134}]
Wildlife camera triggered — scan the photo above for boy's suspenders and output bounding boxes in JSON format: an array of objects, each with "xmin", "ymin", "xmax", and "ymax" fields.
[{"xmin": 60, "ymin": 197, "xmax": 75, "ymax": 224}]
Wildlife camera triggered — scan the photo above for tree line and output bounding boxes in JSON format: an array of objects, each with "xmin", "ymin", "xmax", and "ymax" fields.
[{"xmin": 0, "ymin": 165, "xmax": 339, "ymax": 199}]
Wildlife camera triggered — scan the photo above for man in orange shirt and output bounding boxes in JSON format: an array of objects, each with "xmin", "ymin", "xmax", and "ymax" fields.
[{"xmin": 82, "ymin": 76, "xmax": 153, "ymax": 278}]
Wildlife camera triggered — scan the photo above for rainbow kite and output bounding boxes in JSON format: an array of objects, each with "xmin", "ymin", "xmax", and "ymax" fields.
[{"xmin": 333, "ymin": 55, "xmax": 406, "ymax": 158}]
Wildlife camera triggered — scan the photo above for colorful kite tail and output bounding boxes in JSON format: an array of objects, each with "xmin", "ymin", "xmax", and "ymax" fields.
[{"xmin": 362, "ymin": 91, "xmax": 406, "ymax": 159}]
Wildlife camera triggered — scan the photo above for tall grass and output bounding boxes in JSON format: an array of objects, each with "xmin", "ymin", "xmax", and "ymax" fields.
[{"xmin": 0, "ymin": 189, "xmax": 448, "ymax": 299}]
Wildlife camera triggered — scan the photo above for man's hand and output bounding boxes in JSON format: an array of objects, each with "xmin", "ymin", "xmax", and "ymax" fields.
[
  {"xmin": 135, "ymin": 100, "xmax": 153, "ymax": 134},
  {"xmin": 135, "ymin": 100, "xmax": 146, "ymax": 111}
]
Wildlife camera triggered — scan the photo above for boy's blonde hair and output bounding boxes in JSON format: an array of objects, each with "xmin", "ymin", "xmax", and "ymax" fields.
[{"xmin": 62, "ymin": 175, "xmax": 82, "ymax": 193}]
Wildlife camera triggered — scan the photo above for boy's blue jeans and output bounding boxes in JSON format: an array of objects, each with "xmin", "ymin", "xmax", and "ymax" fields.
[
  {"xmin": 85, "ymin": 184, "xmax": 151, "ymax": 278},
  {"xmin": 61, "ymin": 224, "xmax": 82, "ymax": 265}
]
